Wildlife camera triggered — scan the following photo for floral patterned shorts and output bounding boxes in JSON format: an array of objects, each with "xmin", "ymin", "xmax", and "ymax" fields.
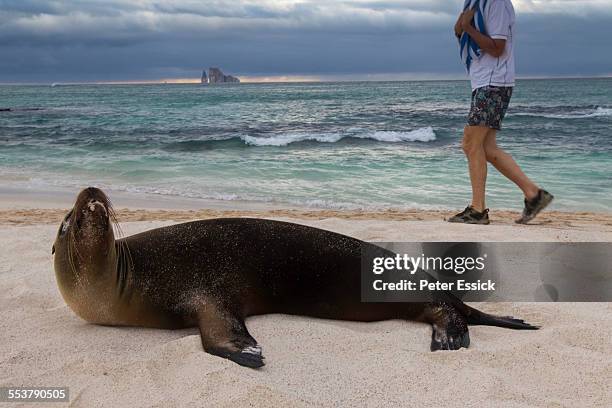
[{"xmin": 467, "ymin": 86, "xmax": 513, "ymax": 130}]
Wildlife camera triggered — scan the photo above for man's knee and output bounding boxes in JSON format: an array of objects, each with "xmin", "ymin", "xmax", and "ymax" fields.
[
  {"xmin": 462, "ymin": 126, "xmax": 487, "ymax": 156},
  {"xmin": 484, "ymin": 145, "xmax": 500, "ymax": 163}
]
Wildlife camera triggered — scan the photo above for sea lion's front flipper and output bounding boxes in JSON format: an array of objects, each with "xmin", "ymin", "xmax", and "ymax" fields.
[
  {"xmin": 427, "ymin": 302, "xmax": 470, "ymax": 351},
  {"xmin": 197, "ymin": 305, "xmax": 265, "ymax": 369}
]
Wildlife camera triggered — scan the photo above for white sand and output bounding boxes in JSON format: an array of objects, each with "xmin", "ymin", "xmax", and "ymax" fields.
[{"xmin": 1, "ymin": 219, "xmax": 611, "ymax": 407}]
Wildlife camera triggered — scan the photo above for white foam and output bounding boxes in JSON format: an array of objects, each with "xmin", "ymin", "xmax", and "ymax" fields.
[
  {"xmin": 591, "ymin": 107, "xmax": 612, "ymax": 117},
  {"xmin": 240, "ymin": 127, "xmax": 436, "ymax": 146},
  {"xmin": 513, "ymin": 106, "xmax": 612, "ymax": 119},
  {"xmin": 241, "ymin": 133, "xmax": 343, "ymax": 146},
  {"xmin": 363, "ymin": 127, "xmax": 437, "ymax": 143}
]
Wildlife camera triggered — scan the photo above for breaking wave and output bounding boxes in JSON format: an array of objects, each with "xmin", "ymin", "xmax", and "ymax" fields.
[
  {"xmin": 512, "ymin": 106, "xmax": 612, "ymax": 119},
  {"xmin": 241, "ymin": 127, "xmax": 437, "ymax": 146}
]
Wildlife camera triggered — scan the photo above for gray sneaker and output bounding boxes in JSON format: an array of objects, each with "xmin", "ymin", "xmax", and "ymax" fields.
[
  {"xmin": 448, "ymin": 206, "xmax": 490, "ymax": 225},
  {"xmin": 516, "ymin": 189, "xmax": 554, "ymax": 224}
]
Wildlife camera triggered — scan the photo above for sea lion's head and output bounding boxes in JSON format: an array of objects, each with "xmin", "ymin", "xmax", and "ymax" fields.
[
  {"xmin": 53, "ymin": 187, "xmax": 119, "ymax": 273},
  {"xmin": 53, "ymin": 187, "xmax": 124, "ymax": 322},
  {"xmin": 72, "ymin": 187, "xmax": 114, "ymax": 245}
]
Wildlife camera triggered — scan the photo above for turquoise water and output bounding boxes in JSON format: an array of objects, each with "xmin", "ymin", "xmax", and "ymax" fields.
[{"xmin": 1, "ymin": 79, "xmax": 611, "ymax": 211}]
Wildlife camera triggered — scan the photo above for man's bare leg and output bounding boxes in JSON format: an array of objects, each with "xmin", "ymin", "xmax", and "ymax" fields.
[
  {"xmin": 462, "ymin": 125, "xmax": 490, "ymax": 212},
  {"xmin": 483, "ymin": 129, "xmax": 539, "ymax": 200}
]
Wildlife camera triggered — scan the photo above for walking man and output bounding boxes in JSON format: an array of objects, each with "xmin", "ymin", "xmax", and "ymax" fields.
[{"xmin": 449, "ymin": 0, "xmax": 553, "ymax": 225}]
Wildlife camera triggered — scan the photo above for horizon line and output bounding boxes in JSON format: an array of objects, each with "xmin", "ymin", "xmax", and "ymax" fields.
[{"xmin": 1, "ymin": 73, "xmax": 611, "ymax": 86}]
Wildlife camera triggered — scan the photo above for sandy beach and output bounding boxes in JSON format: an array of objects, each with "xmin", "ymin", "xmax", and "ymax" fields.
[
  {"xmin": 1, "ymin": 190, "xmax": 611, "ymax": 407},
  {"xmin": 3, "ymin": 0, "xmax": 611, "ymax": 404}
]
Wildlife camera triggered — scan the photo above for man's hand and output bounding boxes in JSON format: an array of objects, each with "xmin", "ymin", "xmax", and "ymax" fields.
[
  {"xmin": 460, "ymin": 8, "xmax": 476, "ymax": 31},
  {"xmin": 454, "ymin": 13, "xmax": 464, "ymax": 38}
]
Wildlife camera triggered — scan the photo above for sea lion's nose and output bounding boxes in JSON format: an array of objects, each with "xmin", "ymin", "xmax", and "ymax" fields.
[{"xmin": 87, "ymin": 200, "xmax": 108, "ymax": 215}]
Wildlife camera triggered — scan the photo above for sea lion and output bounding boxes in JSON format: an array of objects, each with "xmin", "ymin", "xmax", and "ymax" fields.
[{"xmin": 53, "ymin": 187, "xmax": 537, "ymax": 368}]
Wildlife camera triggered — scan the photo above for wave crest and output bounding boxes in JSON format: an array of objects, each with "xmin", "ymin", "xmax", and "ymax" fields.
[
  {"xmin": 241, "ymin": 127, "xmax": 436, "ymax": 146},
  {"xmin": 513, "ymin": 106, "xmax": 612, "ymax": 119}
]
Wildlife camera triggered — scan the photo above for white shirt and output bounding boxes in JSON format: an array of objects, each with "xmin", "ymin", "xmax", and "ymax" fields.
[{"xmin": 469, "ymin": 0, "xmax": 516, "ymax": 90}]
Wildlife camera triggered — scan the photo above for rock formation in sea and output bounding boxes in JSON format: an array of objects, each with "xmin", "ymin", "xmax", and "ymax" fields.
[
  {"xmin": 201, "ymin": 70, "xmax": 208, "ymax": 84},
  {"xmin": 204, "ymin": 67, "xmax": 240, "ymax": 84}
]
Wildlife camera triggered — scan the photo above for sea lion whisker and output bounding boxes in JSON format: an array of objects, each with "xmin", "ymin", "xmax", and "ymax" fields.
[
  {"xmin": 123, "ymin": 241, "xmax": 134, "ymax": 275},
  {"xmin": 107, "ymin": 199, "xmax": 123, "ymax": 239},
  {"xmin": 115, "ymin": 240, "xmax": 134, "ymax": 296},
  {"xmin": 66, "ymin": 232, "xmax": 79, "ymax": 276},
  {"xmin": 106, "ymin": 199, "xmax": 134, "ymax": 277}
]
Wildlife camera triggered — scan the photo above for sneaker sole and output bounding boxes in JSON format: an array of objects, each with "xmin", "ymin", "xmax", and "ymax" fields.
[
  {"xmin": 515, "ymin": 194, "xmax": 554, "ymax": 224},
  {"xmin": 447, "ymin": 218, "xmax": 490, "ymax": 225}
]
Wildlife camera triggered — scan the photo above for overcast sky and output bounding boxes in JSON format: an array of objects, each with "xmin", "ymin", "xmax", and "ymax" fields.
[{"xmin": 1, "ymin": 0, "xmax": 611, "ymax": 82}]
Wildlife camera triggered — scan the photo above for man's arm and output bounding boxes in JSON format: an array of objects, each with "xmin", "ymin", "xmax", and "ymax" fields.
[
  {"xmin": 454, "ymin": 13, "xmax": 464, "ymax": 38},
  {"xmin": 460, "ymin": 9, "xmax": 506, "ymax": 57}
]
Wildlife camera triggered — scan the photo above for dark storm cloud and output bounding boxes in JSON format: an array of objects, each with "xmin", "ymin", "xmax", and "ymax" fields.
[{"xmin": 0, "ymin": 0, "xmax": 611, "ymax": 82}]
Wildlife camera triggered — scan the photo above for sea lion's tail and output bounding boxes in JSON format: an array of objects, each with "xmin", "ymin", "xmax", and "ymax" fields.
[{"xmin": 464, "ymin": 306, "xmax": 539, "ymax": 330}]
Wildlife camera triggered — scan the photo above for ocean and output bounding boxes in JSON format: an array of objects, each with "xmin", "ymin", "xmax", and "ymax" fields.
[{"xmin": 1, "ymin": 78, "xmax": 611, "ymax": 212}]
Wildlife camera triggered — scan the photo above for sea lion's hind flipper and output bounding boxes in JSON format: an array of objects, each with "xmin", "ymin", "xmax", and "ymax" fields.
[
  {"xmin": 196, "ymin": 306, "xmax": 265, "ymax": 369},
  {"xmin": 467, "ymin": 311, "xmax": 539, "ymax": 330},
  {"xmin": 427, "ymin": 303, "xmax": 470, "ymax": 351}
]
